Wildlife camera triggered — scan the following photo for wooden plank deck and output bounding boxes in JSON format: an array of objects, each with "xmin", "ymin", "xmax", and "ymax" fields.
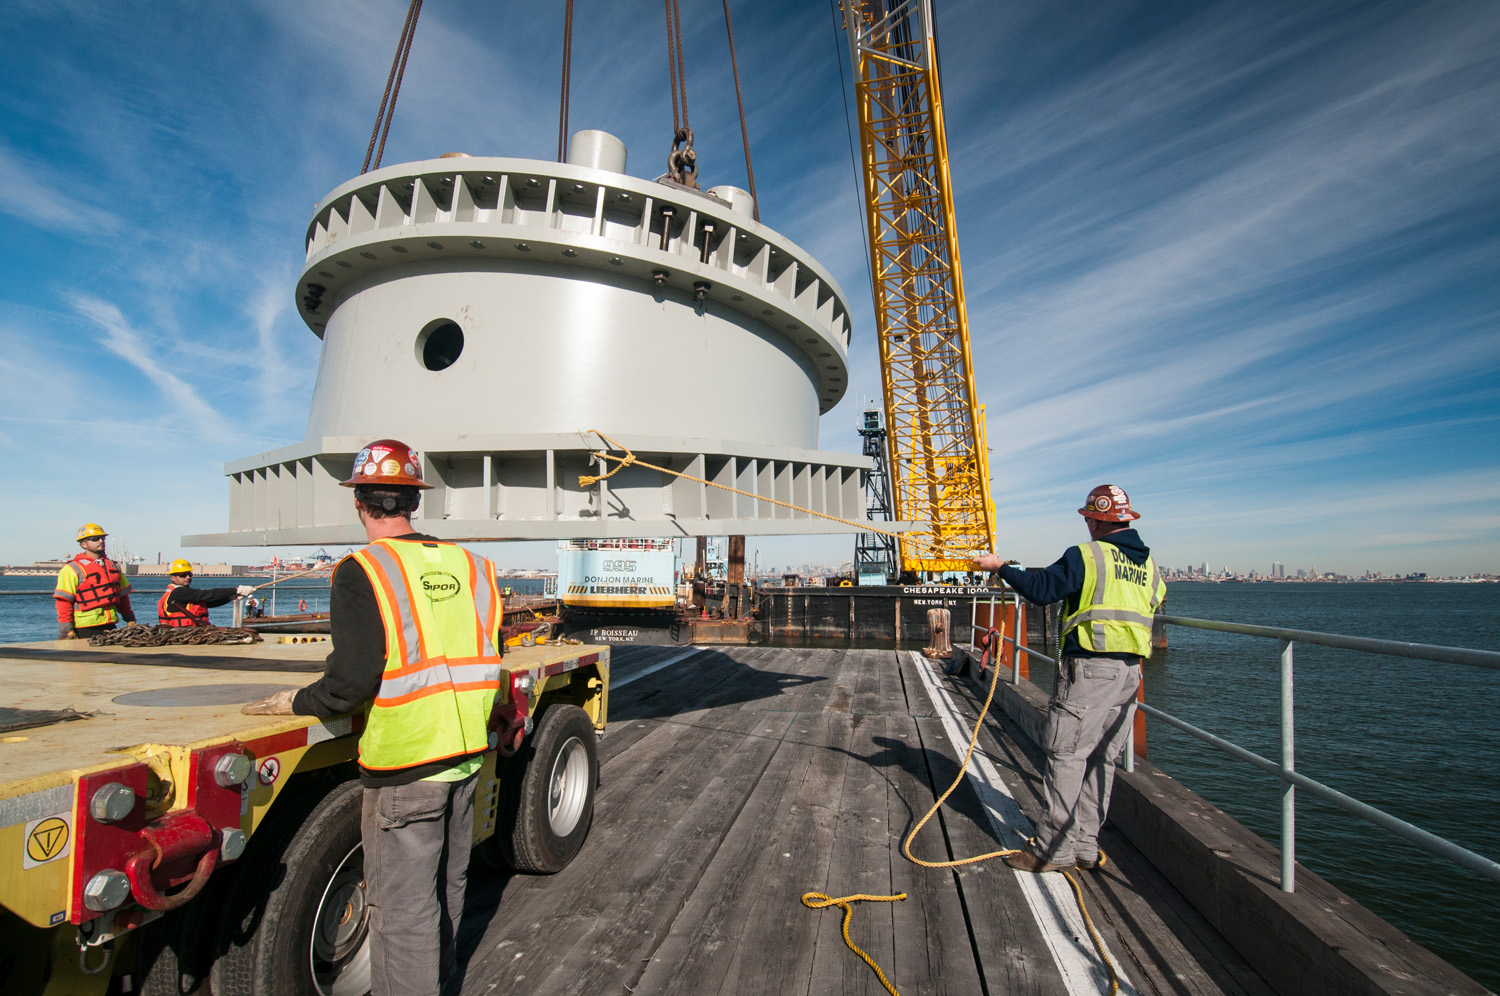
[{"xmin": 456, "ymin": 646, "xmax": 1277, "ymax": 996}]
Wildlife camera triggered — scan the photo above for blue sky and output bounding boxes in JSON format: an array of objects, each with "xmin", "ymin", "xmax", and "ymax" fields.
[{"xmin": 1, "ymin": 0, "xmax": 1496, "ymax": 576}]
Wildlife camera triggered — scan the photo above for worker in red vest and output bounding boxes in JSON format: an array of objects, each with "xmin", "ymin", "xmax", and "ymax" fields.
[
  {"xmin": 54, "ymin": 523, "xmax": 138, "ymax": 639},
  {"xmin": 156, "ymin": 559, "xmax": 256, "ymax": 627}
]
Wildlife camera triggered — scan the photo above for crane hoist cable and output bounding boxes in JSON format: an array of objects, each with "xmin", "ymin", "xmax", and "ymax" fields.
[
  {"xmin": 665, "ymin": 0, "xmax": 690, "ymax": 133},
  {"xmin": 362, "ymin": 0, "xmax": 424, "ymax": 174},
  {"xmin": 720, "ymin": 0, "xmax": 759, "ymax": 220},
  {"xmin": 558, "ymin": 0, "xmax": 576, "ymax": 162}
]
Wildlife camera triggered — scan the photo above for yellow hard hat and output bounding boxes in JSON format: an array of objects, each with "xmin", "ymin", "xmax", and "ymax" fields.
[
  {"xmin": 169, "ymin": 558, "xmax": 194, "ymax": 575},
  {"xmin": 76, "ymin": 523, "xmax": 107, "ymax": 541}
]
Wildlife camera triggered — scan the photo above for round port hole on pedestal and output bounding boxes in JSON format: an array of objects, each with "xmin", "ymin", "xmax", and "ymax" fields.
[{"xmin": 417, "ymin": 320, "xmax": 465, "ymax": 371}]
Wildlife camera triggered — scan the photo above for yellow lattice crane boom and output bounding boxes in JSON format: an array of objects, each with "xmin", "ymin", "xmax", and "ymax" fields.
[{"xmin": 842, "ymin": 0, "xmax": 996, "ymax": 575}]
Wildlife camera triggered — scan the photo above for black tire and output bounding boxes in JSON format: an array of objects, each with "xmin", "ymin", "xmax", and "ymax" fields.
[
  {"xmin": 492, "ymin": 705, "xmax": 597, "ymax": 873},
  {"xmin": 135, "ymin": 877, "xmax": 227, "ymax": 995},
  {"xmin": 211, "ymin": 779, "xmax": 370, "ymax": 996}
]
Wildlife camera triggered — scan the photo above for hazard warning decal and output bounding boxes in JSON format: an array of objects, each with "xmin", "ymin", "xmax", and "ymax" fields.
[{"xmin": 23, "ymin": 813, "xmax": 72, "ymax": 869}]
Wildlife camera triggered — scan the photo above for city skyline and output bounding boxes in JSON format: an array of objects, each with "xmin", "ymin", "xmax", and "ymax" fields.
[{"xmin": 2, "ymin": 1, "xmax": 1496, "ymax": 575}]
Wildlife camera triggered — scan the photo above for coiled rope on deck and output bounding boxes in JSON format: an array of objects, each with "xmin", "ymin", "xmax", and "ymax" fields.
[
  {"xmin": 804, "ymin": 623, "xmax": 1120, "ymax": 995},
  {"xmin": 578, "ymin": 429, "xmax": 1117, "ymax": 993},
  {"xmin": 800, "ymin": 892, "xmax": 908, "ymax": 996},
  {"xmin": 578, "ymin": 431, "xmax": 905, "ymax": 539}
]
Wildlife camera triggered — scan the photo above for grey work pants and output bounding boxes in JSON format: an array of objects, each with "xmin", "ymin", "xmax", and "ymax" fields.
[
  {"xmin": 362, "ymin": 775, "xmax": 478, "ymax": 996},
  {"xmin": 1034, "ymin": 656, "xmax": 1141, "ymax": 865}
]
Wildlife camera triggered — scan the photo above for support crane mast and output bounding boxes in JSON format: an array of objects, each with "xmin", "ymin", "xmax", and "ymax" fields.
[{"xmin": 841, "ymin": 0, "xmax": 996, "ymax": 576}]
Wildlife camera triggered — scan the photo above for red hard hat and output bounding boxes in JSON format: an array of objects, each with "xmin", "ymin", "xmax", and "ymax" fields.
[
  {"xmin": 1078, "ymin": 484, "xmax": 1140, "ymax": 521},
  {"xmin": 340, "ymin": 439, "xmax": 432, "ymax": 489}
]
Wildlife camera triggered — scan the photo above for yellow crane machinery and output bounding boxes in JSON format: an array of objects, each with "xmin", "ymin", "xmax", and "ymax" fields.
[{"xmin": 841, "ymin": 0, "xmax": 997, "ymax": 575}]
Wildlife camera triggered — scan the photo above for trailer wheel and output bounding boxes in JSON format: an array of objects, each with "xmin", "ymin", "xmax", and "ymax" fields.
[
  {"xmin": 493, "ymin": 705, "xmax": 597, "ymax": 873},
  {"xmin": 212, "ymin": 778, "xmax": 370, "ymax": 996}
]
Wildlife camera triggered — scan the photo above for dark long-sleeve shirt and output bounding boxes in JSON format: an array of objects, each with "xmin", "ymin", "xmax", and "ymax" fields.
[
  {"xmin": 291, "ymin": 532, "xmax": 465, "ymax": 785},
  {"xmin": 163, "ymin": 585, "xmax": 240, "ymax": 612},
  {"xmin": 995, "ymin": 528, "xmax": 1157, "ymax": 661}
]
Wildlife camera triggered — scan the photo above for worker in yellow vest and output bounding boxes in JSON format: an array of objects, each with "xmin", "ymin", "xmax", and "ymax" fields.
[
  {"xmin": 243, "ymin": 439, "xmax": 503, "ymax": 996},
  {"xmin": 972, "ymin": 484, "xmax": 1165, "ymax": 873},
  {"xmin": 54, "ymin": 523, "xmax": 139, "ymax": 639}
]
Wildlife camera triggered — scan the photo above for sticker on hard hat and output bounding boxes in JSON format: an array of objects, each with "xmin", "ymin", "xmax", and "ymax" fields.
[
  {"xmin": 1095, "ymin": 497, "xmax": 1111, "ymax": 510},
  {"xmin": 420, "ymin": 571, "xmax": 462, "ymax": 601}
]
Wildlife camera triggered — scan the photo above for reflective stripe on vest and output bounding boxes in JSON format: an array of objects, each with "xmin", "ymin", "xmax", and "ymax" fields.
[
  {"xmin": 1060, "ymin": 541, "xmax": 1164, "ymax": 656},
  {"xmin": 352, "ymin": 538, "xmax": 505, "ymax": 771},
  {"xmin": 157, "ymin": 584, "xmax": 211, "ymax": 627}
]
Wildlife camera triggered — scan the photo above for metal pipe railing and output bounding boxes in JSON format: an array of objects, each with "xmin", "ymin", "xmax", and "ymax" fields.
[{"xmin": 964, "ymin": 591, "xmax": 1500, "ymax": 892}]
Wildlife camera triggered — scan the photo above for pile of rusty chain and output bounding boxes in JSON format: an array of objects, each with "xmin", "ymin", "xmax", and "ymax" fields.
[{"xmin": 88, "ymin": 626, "xmax": 263, "ymax": 648}]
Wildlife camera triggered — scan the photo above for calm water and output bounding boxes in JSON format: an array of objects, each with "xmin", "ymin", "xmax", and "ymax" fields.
[
  {"xmin": 0, "ymin": 574, "xmax": 549, "ymax": 643},
  {"xmin": 1024, "ymin": 582, "xmax": 1500, "ymax": 990}
]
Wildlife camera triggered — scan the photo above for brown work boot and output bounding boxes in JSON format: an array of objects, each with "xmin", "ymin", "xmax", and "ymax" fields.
[
  {"xmin": 1004, "ymin": 845, "xmax": 1074, "ymax": 873},
  {"xmin": 1075, "ymin": 851, "xmax": 1108, "ymax": 871}
]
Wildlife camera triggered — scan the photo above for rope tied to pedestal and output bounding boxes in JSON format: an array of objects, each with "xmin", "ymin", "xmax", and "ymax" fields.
[{"xmin": 577, "ymin": 430, "xmax": 904, "ymax": 539}]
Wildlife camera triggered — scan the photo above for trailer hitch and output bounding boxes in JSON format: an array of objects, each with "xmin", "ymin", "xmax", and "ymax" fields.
[{"xmin": 123, "ymin": 811, "xmax": 220, "ymax": 911}]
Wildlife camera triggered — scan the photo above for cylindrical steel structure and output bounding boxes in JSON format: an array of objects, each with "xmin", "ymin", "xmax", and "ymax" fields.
[{"xmin": 189, "ymin": 133, "xmax": 875, "ymax": 547}]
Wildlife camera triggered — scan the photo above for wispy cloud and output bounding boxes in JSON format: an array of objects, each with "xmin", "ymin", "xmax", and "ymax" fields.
[
  {"xmin": 69, "ymin": 294, "xmax": 226, "ymax": 430},
  {"xmin": 0, "ymin": 146, "xmax": 125, "ymax": 235}
]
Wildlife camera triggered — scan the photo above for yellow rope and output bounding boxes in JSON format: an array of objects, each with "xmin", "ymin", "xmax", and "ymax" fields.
[
  {"xmin": 578, "ymin": 430, "xmax": 906, "ymax": 539},
  {"xmin": 804, "ymin": 651, "xmax": 1119, "ymax": 996},
  {"xmin": 799, "ymin": 892, "xmax": 908, "ymax": 996},
  {"xmin": 577, "ymin": 429, "xmax": 1117, "ymax": 993}
]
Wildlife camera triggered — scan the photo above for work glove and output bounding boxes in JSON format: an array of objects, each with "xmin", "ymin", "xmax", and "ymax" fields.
[
  {"xmin": 241, "ymin": 688, "xmax": 298, "ymax": 715},
  {"xmin": 59, "ymin": 624, "xmax": 76, "ymax": 640},
  {"xmin": 123, "ymin": 620, "xmax": 141, "ymax": 629},
  {"xmin": 236, "ymin": 585, "xmax": 256, "ymax": 597}
]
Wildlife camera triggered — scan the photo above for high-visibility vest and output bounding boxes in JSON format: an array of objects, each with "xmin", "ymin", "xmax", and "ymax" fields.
[
  {"xmin": 55, "ymin": 556, "xmax": 126, "ymax": 627},
  {"xmin": 1061, "ymin": 541, "xmax": 1166, "ymax": 657},
  {"xmin": 157, "ymin": 584, "xmax": 211, "ymax": 627},
  {"xmin": 351, "ymin": 538, "xmax": 505, "ymax": 772}
]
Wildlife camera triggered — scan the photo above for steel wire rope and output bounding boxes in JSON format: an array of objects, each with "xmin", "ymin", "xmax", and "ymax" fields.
[
  {"xmin": 669, "ymin": 0, "xmax": 690, "ymax": 129},
  {"xmin": 558, "ymin": 0, "xmax": 575, "ymax": 162},
  {"xmin": 827, "ymin": 0, "xmax": 875, "ymax": 297},
  {"xmin": 720, "ymin": 0, "xmax": 759, "ymax": 220},
  {"xmin": 363, "ymin": 0, "xmax": 424, "ymax": 174},
  {"xmin": 664, "ymin": 0, "xmax": 684, "ymax": 132}
]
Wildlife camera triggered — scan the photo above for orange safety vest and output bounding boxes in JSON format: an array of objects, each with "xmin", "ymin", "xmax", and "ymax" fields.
[
  {"xmin": 157, "ymin": 584, "xmax": 212, "ymax": 627},
  {"xmin": 67, "ymin": 556, "xmax": 125, "ymax": 613},
  {"xmin": 351, "ymin": 539, "xmax": 506, "ymax": 771}
]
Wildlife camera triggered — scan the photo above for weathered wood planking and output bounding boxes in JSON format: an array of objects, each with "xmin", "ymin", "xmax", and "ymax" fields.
[{"xmin": 453, "ymin": 646, "xmax": 1275, "ymax": 996}]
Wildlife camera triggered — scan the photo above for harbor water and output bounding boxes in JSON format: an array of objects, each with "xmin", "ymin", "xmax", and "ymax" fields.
[
  {"xmin": 1026, "ymin": 582, "xmax": 1500, "ymax": 991},
  {"xmin": 0, "ymin": 574, "xmax": 550, "ymax": 644},
  {"xmin": 2, "ymin": 575, "xmax": 1495, "ymax": 988}
]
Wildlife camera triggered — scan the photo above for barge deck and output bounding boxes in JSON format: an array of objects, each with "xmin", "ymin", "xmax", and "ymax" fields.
[{"xmin": 456, "ymin": 645, "xmax": 1277, "ymax": 996}]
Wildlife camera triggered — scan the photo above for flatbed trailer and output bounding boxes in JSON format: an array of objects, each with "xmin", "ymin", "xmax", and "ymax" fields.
[{"xmin": 0, "ymin": 636, "xmax": 609, "ymax": 995}]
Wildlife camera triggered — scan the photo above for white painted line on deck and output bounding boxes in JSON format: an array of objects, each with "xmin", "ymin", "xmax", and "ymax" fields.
[
  {"xmin": 906, "ymin": 651, "xmax": 1136, "ymax": 996},
  {"xmin": 611, "ymin": 647, "xmax": 706, "ymax": 689}
]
